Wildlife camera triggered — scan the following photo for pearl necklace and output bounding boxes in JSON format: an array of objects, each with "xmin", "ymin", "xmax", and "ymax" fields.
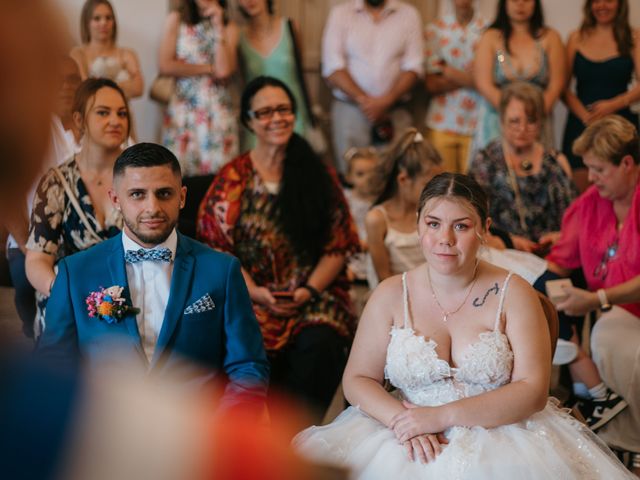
[{"xmin": 427, "ymin": 262, "xmax": 479, "ymax": 322}]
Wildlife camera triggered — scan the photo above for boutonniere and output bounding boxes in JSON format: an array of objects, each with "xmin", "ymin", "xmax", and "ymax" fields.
[{"xmin": 86, "ymin": 286, "xmax": 140, "ymax": 324}]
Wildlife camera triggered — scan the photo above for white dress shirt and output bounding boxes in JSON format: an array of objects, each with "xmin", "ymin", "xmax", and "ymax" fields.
[
  {"xmin": 321, "ymin": 0, "xmax": 424, "ymax": 100},
  {"xmin": 122, "ymin": 229, "xmax": 178, "ymax": 362}
]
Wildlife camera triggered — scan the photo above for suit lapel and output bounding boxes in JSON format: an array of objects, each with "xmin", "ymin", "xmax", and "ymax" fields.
[
  {"xmin": 107, "ymin": 235, "xmax": 147, "ymax": 364},
  {"xmin": 151, "ymin": 234, "xmax": 195, "ymax": 368}
]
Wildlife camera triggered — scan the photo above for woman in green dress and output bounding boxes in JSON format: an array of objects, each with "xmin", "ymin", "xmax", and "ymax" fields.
[{"xmin": 237, "ymin": 0, "xmax": 311, "ymax": 151}]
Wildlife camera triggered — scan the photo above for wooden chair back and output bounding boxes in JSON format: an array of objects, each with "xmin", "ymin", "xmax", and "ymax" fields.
[{"xmin": 537, "ymin": 292, "xmax": 559, "ymax": 362}]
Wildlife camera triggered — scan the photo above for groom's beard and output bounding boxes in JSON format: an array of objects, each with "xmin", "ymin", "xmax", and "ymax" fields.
[{"xmin": 124, "ymin": 213, "xmax": 176, "ymax": 246}]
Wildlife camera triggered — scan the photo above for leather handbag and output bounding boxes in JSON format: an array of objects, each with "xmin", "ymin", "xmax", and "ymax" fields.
[{"xmin": 149, "ymin": 75, "xmax": 176, "ymax": 105}]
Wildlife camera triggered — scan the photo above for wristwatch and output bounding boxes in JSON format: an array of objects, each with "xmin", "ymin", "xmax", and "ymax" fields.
[{"xmin": 596, "ymin": 288, "xmax": 612, "ymax": 312}]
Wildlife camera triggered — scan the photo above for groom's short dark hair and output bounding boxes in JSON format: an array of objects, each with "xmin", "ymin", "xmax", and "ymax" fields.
[{"xmin": 113, "ymin": 143, "xmax": 182, "ymax": 179}]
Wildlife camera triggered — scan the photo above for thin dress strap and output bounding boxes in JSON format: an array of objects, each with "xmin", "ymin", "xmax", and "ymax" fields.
[
  {"xmin": 494, "ymin": 272, "xmax": 514, "ymax": 331},
  {"xmin": 374, "ymin": 205, "xmax": 389, "ymax": 224},
  {"xmin": 401, "ymin": 272, "xmax": 411, "ymax": 329}
]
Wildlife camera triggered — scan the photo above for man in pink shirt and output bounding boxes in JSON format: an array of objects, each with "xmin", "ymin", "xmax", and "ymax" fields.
[{"xmin": 322, "ymin": 0, "xmax": 423, "ymax": 174}]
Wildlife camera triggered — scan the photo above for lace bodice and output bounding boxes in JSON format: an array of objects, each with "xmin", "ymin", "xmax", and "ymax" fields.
[{"xmin": 384, "ymin": 273, "xmax": 514, "ymax": 406}]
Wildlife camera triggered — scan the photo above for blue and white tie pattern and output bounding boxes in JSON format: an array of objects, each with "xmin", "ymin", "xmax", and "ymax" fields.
[{"xmin": 124, "ymin": 247, "xmax": 172, "ymax": 264}]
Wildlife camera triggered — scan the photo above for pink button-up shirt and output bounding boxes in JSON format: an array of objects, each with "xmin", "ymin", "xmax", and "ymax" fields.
[
  {"xmin": 547, "ymin": 183, "xmax": 640, "ymax": 317},
  {"xmin": 321, "ymin": 0, "xmax": 424, "ymax": 100}
]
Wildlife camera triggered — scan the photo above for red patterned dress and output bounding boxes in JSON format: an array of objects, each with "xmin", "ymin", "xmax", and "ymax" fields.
[{"xmin": 197, "ymin": 152, "xmax": 360, "ymax": 352}]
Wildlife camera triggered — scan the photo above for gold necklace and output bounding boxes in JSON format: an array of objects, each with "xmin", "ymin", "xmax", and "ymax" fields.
[{"xmin": 427, "ymin": 262, "xmax": 479, "ymax": 322}]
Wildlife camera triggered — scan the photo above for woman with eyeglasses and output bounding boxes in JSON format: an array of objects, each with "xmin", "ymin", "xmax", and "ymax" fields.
[
  {"xmin": 469, "ymin": 81, "xmax": 576, "ymax": 253},
  {"xmin": 197, "ymin": 76, "xmax": 360, "ymax": 422},
  {"xmin": 544, "ymin": 114, "xmax": 639, "ymax": 438},
  {"xmin": 236, "ymin": 0, "xmax": 311, "ymax": 152}
]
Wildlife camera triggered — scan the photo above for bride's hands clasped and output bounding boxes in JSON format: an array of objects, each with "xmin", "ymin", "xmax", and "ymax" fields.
[
  {"xmin": 402, "ymin": 432, "xmax": 449, "ymax": 464},
  {"xmin": 391, "ymin": 400, "xmax": 449, "ymax": 463}
]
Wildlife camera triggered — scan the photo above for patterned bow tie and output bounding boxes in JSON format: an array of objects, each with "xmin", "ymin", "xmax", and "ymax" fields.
[{"xmin": 124, "ymin": 248, "xmax": 172, "ymax": 264}]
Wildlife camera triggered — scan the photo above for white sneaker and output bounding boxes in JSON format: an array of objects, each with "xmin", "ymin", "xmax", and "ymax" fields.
[{"xmin": 553, "ymin": 339, "xmax": 578, "ymax": 365}]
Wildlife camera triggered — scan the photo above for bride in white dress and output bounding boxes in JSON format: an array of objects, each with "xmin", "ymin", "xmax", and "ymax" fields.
[{"xmin": 294, "ymin": 173, "xmax": 633, "ymax": 479}]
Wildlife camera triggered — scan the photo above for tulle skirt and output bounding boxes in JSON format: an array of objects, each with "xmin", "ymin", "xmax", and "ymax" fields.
[{"xmin": 293, "ymin": 399, "xmax": 633, "ymax": 479}]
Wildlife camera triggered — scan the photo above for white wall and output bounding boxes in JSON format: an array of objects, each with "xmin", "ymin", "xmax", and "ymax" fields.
[{"xmin": 53, "ymin": 0, "xmax": 640, "ymax": 144}]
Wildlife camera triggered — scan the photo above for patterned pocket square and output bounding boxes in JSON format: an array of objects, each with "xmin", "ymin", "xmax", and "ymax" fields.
[{"xmin": 184, "ymin": 294, "xmax": 215, "ymax": 315}]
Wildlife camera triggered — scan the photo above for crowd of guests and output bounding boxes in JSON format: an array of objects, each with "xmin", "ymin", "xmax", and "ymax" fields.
[{"xmin": 2, "ymin": 0, "xmax": 640, "ymax": 477}]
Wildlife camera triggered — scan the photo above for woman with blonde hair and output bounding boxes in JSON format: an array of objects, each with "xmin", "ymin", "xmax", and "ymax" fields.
[
  {"xmin": 547, "ymin": 114, "xmax": 639, "ymax": 443},
  {"xmin": 562, "ymin": 0, "xmax": 640, "ymax": 192},
  {"xmin": 26, "ymin": 78, "xmax": 129, "ymax": 333},
  {"xmin": 70, "ymin": 0, "xmax": 143, "ymax": 101},
  {"xmin": 365, "ymin": 128, "xmax": 442, "ymax": 287},
  {"xmin": 469, "ymin": 81, "xmax": 576, "ymax": 253}
]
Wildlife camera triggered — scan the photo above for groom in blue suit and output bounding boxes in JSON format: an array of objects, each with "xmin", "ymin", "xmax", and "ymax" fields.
[{"xmin": 37, "ymin": 143, "xmax": 269, "ymax": 408}]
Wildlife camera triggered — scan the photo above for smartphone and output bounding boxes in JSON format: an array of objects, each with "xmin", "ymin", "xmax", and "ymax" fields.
[
  {"xmin": 272, "ymin": 291, "xmax": 295, "ymax": 304},
  {"xmin": 545, "ymin": 278, "xmax": 573, "ymax": 305}
]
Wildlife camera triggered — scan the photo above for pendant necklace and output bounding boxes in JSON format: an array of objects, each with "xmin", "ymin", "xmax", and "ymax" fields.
[
  {"xmin": 520, "ymin": 159, "xmax": 533, "ymax": 172},
  {"xmin": 427, "ymin": 261, "xmax": 479, "ymax": 322}
]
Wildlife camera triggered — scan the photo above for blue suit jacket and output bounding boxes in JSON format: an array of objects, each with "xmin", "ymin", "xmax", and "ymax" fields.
[{"xmin": 37, "ymin": 232, "xmax": 269, "ymax": 407}]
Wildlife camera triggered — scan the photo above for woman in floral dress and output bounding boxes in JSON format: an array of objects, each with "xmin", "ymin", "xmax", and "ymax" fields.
[
  {"xmin": 159, "ymin": 0, "xmax": 239, "ymax": 177},
  {"xmin": 26, "ymin": 78, "xmax": 128, "ymax": 333}
]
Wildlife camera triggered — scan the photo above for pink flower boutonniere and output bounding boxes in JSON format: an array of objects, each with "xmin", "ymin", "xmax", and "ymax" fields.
[{"xmin": 86, "ymin": 286, "xmax": 140, "ymax": 324}]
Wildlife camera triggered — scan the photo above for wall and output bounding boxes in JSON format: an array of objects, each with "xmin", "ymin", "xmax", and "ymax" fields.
[{"xmin": 54, "ymin": 0, "xmax": 640, "ymax": 144}]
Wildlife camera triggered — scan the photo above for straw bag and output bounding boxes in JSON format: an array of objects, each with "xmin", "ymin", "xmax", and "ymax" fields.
[{"xmin": 149, "ymin": 75, "xmax": 175, "ymax": 105}]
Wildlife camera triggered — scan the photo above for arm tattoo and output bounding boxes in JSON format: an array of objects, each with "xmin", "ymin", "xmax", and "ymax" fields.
[{"xmin": 473, "ymin": 282, "xmax": 500, "ymax": 307}]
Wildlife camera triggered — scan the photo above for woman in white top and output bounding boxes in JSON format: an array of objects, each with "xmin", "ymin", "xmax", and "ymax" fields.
[
  {"xmin": 366, "ymin": 128, "xmax": 443, "ymax": 287},
  {"xmin": 70, "ymin": 0, "xmax": 143, "ymax": 101}
]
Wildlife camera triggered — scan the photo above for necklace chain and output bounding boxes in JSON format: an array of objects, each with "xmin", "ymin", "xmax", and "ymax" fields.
[{"xmin": 427, "ymin": 262, "xmax": 479, "ymax": 322}]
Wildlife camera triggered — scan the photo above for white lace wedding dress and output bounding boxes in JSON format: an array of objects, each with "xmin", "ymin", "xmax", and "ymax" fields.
[{"xmin": 294, "ymin": 273, "xmax": 633, "ymax": 479}]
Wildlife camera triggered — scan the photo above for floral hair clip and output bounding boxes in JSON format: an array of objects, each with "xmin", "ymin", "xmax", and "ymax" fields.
[{"xmin": 86, "ymin": 286, "xmax": 140, "ymax": 324}]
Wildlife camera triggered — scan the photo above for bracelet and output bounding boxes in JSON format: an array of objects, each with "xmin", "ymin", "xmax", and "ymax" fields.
[
  {"xmin": 596, "ymin": 288, "xmax": 612, "ymax": 312},
  {"xmin": 301, "ymin": 284, "xmax": 320, "ymax": 300}
]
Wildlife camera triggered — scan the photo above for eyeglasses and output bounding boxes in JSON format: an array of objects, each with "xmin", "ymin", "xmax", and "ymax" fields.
[
  {"xmin": 248, "ymin": 104, "xmax": 294, "ymax": 121},
  {"xmin": 593, "ymin": 238, "xmax": 619, "ymax": 281},
  {"xmin": 504, "ymin": 117, "xmax": 540, "ymax": 132}
]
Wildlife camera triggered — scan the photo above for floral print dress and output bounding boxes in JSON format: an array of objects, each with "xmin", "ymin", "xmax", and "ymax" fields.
[
  {"xmin": 162, "ymin": 20, "xmax": 238, "ymax": 176},
  {"xmin": 469, "ymin": 140, "xmax": 576, "ymax": 241},
  {"xmin": 197, "ymin": 152, "xmax": 360, "ymax": 352},
  {"xmin": 27, "ymin": 157, "xmax": 122, "ymax": 332}
]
